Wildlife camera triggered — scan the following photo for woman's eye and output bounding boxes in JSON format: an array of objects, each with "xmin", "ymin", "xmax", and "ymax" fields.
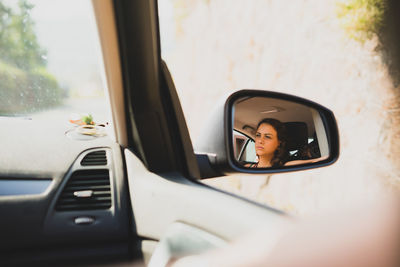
[{"xmin": 255, "ymin": 133, "xmax": 261, "ymax": 138}]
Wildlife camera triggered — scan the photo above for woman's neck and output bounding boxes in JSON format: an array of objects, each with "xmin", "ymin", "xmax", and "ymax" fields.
[{"xmin": 257, "ymin": 155, "xmax": 273, "ymax": 168}]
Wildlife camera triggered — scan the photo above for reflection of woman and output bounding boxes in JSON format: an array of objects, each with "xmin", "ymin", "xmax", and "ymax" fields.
[{"xmin": 247, "ymin": 118, "xmax": 289, "ymax": 168}]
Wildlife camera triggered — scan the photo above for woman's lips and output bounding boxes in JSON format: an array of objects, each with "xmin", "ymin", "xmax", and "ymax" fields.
[{"xmin": 256, "ymin": 146, "xmax": 264, "ymax": 150}]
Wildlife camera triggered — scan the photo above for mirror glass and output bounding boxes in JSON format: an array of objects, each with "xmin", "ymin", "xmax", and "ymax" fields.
[{"xmin": 232, "ymin": 96, "xmax": 330, "ymax": 168}]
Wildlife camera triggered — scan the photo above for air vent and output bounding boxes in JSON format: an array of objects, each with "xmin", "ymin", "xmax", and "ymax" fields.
[
  {"xmin": 56, "ymin": 170, "xmax": 111, "ymax": 211},
  {"xmin": 81, "ymin": 150, "xmax": 107, "ymax": 166}
]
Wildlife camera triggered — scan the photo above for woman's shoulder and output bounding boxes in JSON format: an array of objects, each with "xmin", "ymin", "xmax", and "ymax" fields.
[{"xmin": 284, "ymin": 156, "xmax": 329, "ymax": 166}]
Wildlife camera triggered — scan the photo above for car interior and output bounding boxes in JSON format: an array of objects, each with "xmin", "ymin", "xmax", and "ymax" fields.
[{"xmin": 0, "ymin": 0, "xmax": 339, "ymax": 266}]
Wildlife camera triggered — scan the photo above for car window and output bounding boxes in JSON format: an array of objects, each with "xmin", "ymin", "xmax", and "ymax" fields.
[
  {"xmin": 233, "ymin": 130, "xmax": 256, "ymax": 163},
  {"xmin": 0, "ymin": 0, "xmax": 111, "ymax": 135},
  {"xmin": 233, "ymin": 130, "xmax": 248, "ymax": 159},
  {"xmin": 158, "ymin": 0, "xmax": 397, "ymax": 214},
  {"xmin": 240, "ymin": 139, "xmax": 256, "ymax": 163}
]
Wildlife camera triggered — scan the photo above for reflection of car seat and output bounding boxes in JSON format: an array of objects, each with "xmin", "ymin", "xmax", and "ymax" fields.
[
  {"xmin": 306, "ymin": 132, "xmax": 321, "ymax": 158},
  {"xmin": 284, "ymin": 122, "xmax": 308, "ymax": 152}
]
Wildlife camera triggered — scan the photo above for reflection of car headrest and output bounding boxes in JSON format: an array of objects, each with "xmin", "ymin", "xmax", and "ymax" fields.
[{"xmin": 284, "ymin": 122, "xmax": 308, "ymax": 151}]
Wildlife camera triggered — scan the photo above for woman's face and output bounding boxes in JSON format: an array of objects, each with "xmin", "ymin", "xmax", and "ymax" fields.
[{"xmin": 255, "ymin": 123, "xmax": 280, "ymax": 158}]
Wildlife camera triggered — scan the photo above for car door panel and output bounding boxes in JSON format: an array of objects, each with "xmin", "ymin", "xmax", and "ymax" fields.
[
  {"xmin": 125, "ymin": 149, "xmax": 289, "ymax": 243},
  {"xmin": 148, "ymin": 222, "xmax": 226, "ymax": 267}
]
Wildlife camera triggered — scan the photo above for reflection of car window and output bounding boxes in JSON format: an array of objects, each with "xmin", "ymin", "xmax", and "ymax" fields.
[
  {"xmin": 0, "ymin": 0, "xmax": 110, "ymax": 125},
  {"xmin": 240, "ymin": 139, "xmax": 257, "ymax": 163},
  {"xmin": 233, "ymin": 130, "xmax": 257, "ymax": 163},
  {"xmin": 233, "ymin": 130, "xmax": 248, "ymax": 159}
]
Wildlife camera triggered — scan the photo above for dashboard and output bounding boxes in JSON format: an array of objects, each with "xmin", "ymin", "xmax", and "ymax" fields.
[{"xmin": 0, "ymin": 118, "xmax": 134, "ymax": 265}]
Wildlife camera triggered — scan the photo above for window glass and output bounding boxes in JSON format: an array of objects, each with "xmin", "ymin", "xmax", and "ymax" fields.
[
  {"xmin": 241, "ymin": 139, "xmax": 256, "ymax": 163},
  {"xmin": 158, "ymin": 0, "xmax": 398, "ymax": 214},
  {"xmin": 0, "ymin": 0, "xmax": 110, "ymax": 128},
  {"xmin": 233, "ymin": 130, "xmax": 248, "ymax": 159}
]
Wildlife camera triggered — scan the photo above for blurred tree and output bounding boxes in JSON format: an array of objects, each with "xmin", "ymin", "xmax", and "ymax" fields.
[
  {"xmin": 337, "ymin": 0, "xmax": 386, "ymax": 43},
  {"xmin": 0, "ymin": 0, "xmax": 62, "ymax": 115},
  {"xmin": 0, "ymin": 0, "xmax": 47, "ymax": 70}
]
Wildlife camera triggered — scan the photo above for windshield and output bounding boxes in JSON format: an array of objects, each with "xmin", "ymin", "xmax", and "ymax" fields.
[{"xmin": 0, "ymin": 0, "xmax": 110, "ymax": 126}]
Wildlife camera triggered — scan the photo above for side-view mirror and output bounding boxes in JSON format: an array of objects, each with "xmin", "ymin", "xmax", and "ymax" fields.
[{"xmin": 195, "ymin": 90, "xmax": 339, "ymax": 178}]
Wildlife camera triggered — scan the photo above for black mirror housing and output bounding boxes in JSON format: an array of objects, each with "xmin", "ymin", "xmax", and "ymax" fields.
[{"xmin": 195, "ymin": 90, "xmax": 339, "ymax": 178}]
